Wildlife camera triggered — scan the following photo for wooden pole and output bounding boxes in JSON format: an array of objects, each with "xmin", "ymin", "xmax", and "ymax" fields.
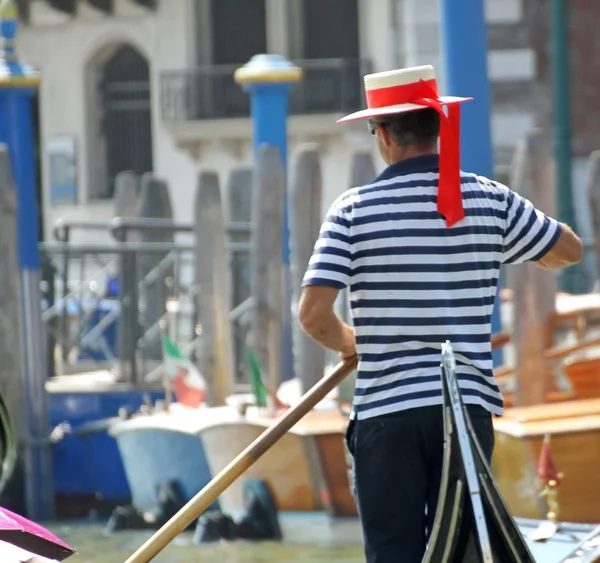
[
  {"xmin": 336, "ymin": 150, "xmax": 377, "ymax": 405},
  {"xmin": 0, "ymin": 144, "xmax": 26, "ymax": 512},
  {"xmin": 194, "ymin": 172, "xmax": 232, "ymax": 405},
  {"xmin": 289, "ymin": 145, "xmax": 325, "ymax": 392},
  {"xmin": 585, "ymin": 150, "xmax": 600, "ymax": 288},
  {"xmin": 250, "ymin": 145, "xmax": 285, "ymax": 392},
  {"xmin": 226, "ymin": 168, "xmax": 253, "ymax": 380},
  {"xmin": 511, "ymin": 129, "xmax": 557, "ymax": 406},
  {"xmin": 136, "ymin": 175, "xmax": 174, "ymax": 363},
  {"xmin": 124, "ymin": 357, "xmax": 358, "ymax": 563},
  {"xmin": 113, "ymin": 171, "xmax": 140, "ymax": 218},
  {"xmin": 114, "ymin": 171, "xmax": 140, "ymax": 383}
]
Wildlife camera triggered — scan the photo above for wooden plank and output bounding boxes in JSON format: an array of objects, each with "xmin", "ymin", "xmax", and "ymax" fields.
[
  {"xmin": 500, "ymin": 397, "xmax": 600, "ymax": 423},
  {"xmin": 195, "ymin": 172, "xmax": 233, "ymax": 405},
  {"xmin": 289, "ymin": 145, "xmax": 325, "ymax": 392},
  {"xmin": 509, "ymin": 130, "xmax": 557, "ymax": 406},
  {"xmin": 250, "ymin": 146, "xmax": 284, "ymax": 392}
]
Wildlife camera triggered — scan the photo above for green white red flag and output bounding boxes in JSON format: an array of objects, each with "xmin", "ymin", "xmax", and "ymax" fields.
[{"xmin": 160, "ymin": 332, "xmax": 206, "ymax": 408}]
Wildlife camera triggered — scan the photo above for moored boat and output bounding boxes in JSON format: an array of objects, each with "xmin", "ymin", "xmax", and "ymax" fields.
[
  {"xmin": 108, "ymin": 403, "xmax": 216, "ymax": 516},
  {"xmin": 197, "ymin": 404, "xmax": 356, "ymax": 517},
  {"xmin": 492, "ymin": 398, "xmax": 600, "ymax": 523},
  {"xmin": 109, "ymin": 401, "xmax": 356, "ymax": 518}
]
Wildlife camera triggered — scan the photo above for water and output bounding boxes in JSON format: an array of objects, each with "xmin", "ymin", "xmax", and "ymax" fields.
[
  {"xmin": 49, "ymin": 521, "xmax": 364, "ymax": 563},
  {"xmin": 47, "ymin": 518, "xmax": 596, "ymax": 563}
]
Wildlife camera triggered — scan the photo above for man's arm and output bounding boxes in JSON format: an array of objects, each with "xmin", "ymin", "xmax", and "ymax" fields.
[
  {"xmin": 502, "ymin": 187, "xmax": 583, "ymax": 269},
  {"xmin": 298, "ymin": 286, "xmax": 356, "ymax": 359},
  {"xmin": 534, "ymin": 222, "xmax": 583, "ymax": 269}
]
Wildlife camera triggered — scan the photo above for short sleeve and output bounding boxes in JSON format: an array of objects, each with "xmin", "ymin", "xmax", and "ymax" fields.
[
  {"xmin": 502, "ymin": 189, "xmax": 562, "ymax": 265},
  {"xmin": 302, "ymin": 201, "xmax": 352, "ymax": 289}
]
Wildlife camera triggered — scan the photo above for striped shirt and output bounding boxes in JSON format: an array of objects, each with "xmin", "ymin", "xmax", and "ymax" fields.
[{"xmin": 302, "ymin": 154, "xmax": 561, "ymax": 420}]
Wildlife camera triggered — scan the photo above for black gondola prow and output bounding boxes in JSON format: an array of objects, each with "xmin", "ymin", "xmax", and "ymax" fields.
[{"xmin": 422, "ymin": 341, "xmax": 536, "ymax": 563}]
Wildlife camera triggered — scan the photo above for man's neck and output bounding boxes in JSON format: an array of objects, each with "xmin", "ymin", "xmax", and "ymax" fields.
[{"xmin": 388, "ymin": 145, "xmax": 438, "ymax": 164}]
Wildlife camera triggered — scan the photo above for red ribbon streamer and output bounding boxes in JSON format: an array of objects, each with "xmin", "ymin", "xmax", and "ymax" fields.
[{"xmin": 366, "ymin": 79, "xmax": 465, "ymax": 227}]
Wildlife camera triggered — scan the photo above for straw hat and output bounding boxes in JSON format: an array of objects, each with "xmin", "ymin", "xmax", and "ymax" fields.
[{"xmin": 338, "ymin": 65, "xmax": 473, "ymax": 227}]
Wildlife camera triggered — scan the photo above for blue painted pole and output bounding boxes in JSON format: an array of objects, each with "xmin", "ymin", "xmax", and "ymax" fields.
[
  {"xmin": 439, "ymin": 0, "xmax": 503, "ymax": 366},
  {"xmin": 0, "ymin": 1, "xmax": 54, "ymax": 519},
  {"xmin": 235, "ymin": 55, "xmax": 302, "ymax": 383}
]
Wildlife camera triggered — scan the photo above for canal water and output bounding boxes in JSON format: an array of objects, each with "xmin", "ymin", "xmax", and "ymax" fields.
[{"xmin": 50, "ymin": 521, "xmax": 365, "ymax": 563}]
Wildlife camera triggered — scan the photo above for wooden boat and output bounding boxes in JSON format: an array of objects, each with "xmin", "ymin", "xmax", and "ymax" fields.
[
  {"xmin": 492, "ymin": 398, "xmax": 600, "ymax": 523},
  {"xmin": 196, "ymin": 404, "xmax": 356, "ymax": 517},
  {"xmin": 108, "ymin": 404, "xmax": 216, "ymax": 515},
  {"xmin": 109, "ymin": 401, "xmax": 356, "ymax": 518}
]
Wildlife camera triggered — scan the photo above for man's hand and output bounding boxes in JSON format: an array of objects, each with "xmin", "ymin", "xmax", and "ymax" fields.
[{"xmin": 339, "ymin": 324, "xmax": 357, "ymax": 360}]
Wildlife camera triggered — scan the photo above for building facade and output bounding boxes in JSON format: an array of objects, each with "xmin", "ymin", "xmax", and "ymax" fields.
[{"xmin": 15, "ymin": 0, "xmax": 596, "ymax": 243}]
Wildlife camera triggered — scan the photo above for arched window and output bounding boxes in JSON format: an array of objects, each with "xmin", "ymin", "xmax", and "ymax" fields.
[{"xmin": 88, "ymin": 44, "xmax": 153, "ymax": 199}]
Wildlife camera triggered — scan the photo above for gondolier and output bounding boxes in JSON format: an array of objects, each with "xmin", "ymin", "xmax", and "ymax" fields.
[{"xmin": 298, "ymin": 65, "xmax": 583, "ymax": 563}]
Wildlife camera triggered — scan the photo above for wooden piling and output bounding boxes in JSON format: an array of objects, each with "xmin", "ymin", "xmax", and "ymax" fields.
[
  {"xmin": 251, "ymin": 146, "xmax": 285, "ymax": 393},
  {"xmin": 585, "ymin": 150, "xmax": 600, "ymax": 287},
  {"xmin": 113, "ymin": 171, "xmax": 140, "ymax": 218},
  {"xmin": 510, "ymin": 129, "xmax": 557, "ymax": 407},
  {"xmin": 0, "ymin": 144, "xmax": 26, "ymax": 511},
  {"xmin": 227, "ymin": 168, "xmax": 253, "ymax": 379},
  {"xmin": 114, "ymin": 171, "xmax": 141, "ymax": 382},
  {"xmin": 336, "ymin": 150, "xmax": 376, "ymax": 405},
  {"xmin": 289, "ymin": 145, "xmax": 326, "ymax": 393},
  {"xmin": 195, "ymin": 172, "xmax": 232, "ymax": 405},
  {"xmin": 135, "ymin": 174, "xmax": 174, "ymax": 363}
]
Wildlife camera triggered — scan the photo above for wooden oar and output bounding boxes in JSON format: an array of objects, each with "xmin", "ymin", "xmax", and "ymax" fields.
[{"xmin": 124, "ymin": 356, "xmax": 359, "ymax": 563}]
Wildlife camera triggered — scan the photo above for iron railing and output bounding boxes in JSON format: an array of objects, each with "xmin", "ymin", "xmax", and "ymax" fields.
[
  {"xmin": 160, "ymin": 58, "xmax": 372, "ymax": 122},
  {"xmin": 41, "ymin": 218, "xmax": 252, "ymax": 387}
]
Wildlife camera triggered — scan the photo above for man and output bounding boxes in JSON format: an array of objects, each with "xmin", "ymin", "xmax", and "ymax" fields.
[{"xmin": 298, "ymin": 65, "xmax": 582, "ymax": 563}]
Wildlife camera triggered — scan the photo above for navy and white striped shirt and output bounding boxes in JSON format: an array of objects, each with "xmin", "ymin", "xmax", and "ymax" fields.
[{"xmin": 302, "ymin": 154, "xmax": 561, "ymax": 420}]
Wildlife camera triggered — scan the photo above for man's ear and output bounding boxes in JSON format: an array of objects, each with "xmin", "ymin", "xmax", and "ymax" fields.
[{"xmin": 378, "ymin": 125, "xmax": 393, "ymax": 148}]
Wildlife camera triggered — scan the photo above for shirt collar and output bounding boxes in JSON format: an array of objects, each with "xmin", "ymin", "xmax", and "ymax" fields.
[{"xmin": 372, "ymin": 154, "xmax": 440, "ymax": 183}]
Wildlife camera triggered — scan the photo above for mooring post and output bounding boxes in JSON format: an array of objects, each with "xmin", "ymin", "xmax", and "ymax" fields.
[
  {"xmin": 194, "ymin": 172, "xmax": 232, "ymax": 405},
  {"xmin": 0, "ymin": 145, "xmax": 26, "ymax": 514},
  {"xmin": 135, "ymin": 174, "xmax": 174, "ymax": 364},
  {"xmin": 289, "ymin": 145, "xmax": 326, "ymax": 393},
  {"xmin": 234, "ymin": 54, "xmax": 303, "ymax": 383},
  {"xmin": 251, "ymin": 146, "xmax": 285, "ymax": 392},
  {"xmin": 113, "ymin": 171, "xmax": 141, "ymax": 383},
  {"xmin": 510, "ymin": 130, "xmax": 557, "ymax": 407},
  {"xmin": 0, "ymin": 0, "xmax": 53, "ymax": 520},
  {"xmin": 440, "ymin": 0, "xmax": 503, "ymax": 366}
]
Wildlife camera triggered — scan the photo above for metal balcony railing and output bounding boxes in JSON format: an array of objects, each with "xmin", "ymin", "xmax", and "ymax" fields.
[{"xmin": 160, "ymin": 58, "xmax": 372, "ymax": 122}]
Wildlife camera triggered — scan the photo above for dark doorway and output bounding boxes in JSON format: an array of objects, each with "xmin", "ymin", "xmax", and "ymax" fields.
[{"xmin": 100, "ymin": 45, "xmax": 153, "ymax": 199}]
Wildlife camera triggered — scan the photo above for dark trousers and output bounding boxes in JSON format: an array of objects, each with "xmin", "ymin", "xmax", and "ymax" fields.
[{"xmin": 346, "ymin": 405, "xmax": 495, "ymax": 563}]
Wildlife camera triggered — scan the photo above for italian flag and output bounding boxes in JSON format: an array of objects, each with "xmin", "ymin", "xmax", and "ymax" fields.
[
  {"xmin": 246, "ymin": 344, "xmax": 288, "ymax": 411},
  {"xmin": 160, "ymin": 332, "xmax": 206, "ymax": 408}
]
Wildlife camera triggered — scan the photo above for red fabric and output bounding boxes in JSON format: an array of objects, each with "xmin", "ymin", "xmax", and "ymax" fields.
[
  {"xmin": 172, "ymin": 372, "xmax": 205, "ymax": 408},
  {"xmin": 367, "ymin": 79, "xmax": 465, "ymax": 226},
  {"xmin": 537, "ymin": 437, "xmax": 562, "ymax": 485}
]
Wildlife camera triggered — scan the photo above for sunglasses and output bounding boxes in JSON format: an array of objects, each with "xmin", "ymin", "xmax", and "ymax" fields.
[{"xmin": 368, "ymin": 119, "xmax": 389, "ymax": 135}]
